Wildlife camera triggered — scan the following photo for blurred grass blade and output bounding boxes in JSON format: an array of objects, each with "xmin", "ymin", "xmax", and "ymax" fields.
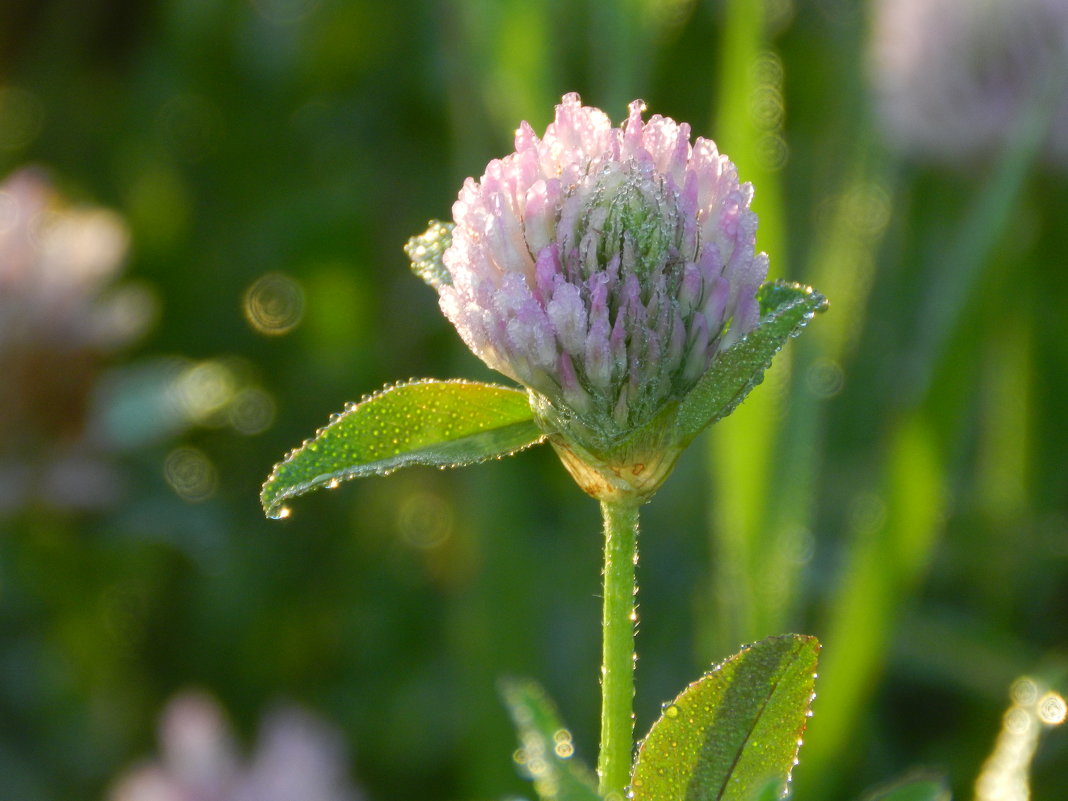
[
  {"xmin": 260, "ymin": 380, "xmax": 543, "ymax": 518},
  {"xmin": 714, "ymin": 0, "xmax": 785, "ymax": 265},
  {"xmin": 798, "ymin": 414, "xmax": 945, "ymax": 799},
  {"xmin": 631, "ymin": 634, "xmax": 819, "ymax": 801},
  {"xmin": 704, "ymin": 0, "xmax": 790, "ymax": 661},
  {"xmin": 676, "ymin": 281, "xmax": 827, "ymax": 442},
  {"xmin": 499, "ymin": 678, "xmax": 600, "ymax": 801},
  {"xmin": 975, "ymin": 677, "xmax": 1066, "ymax": 801}
]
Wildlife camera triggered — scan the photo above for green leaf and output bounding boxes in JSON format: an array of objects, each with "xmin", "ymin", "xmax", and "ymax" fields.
[
  {"xmin": 404, "ymin": 219, "xmax": 454, "ymax": 289},
  {"xmin": 260, "ymin": 379, "xmax": 543, "ymax": 518},
  {"xmin": 500, "ymin": 678, "xmax": 601, "ymax": 801},
  {"xmin": 630, "ymin": 634, "xmax": 820, "ymax": 801},
  {"xmin": 749, "ymin": 779, "xmax": 789, "ymax": 801},
  {"xmin": 675, "ymin": 281, "xmax": 827, "ymax": 442},
  {"xmin": 861, "ymin": 776, "xmax": 951, "ymax": 801}
]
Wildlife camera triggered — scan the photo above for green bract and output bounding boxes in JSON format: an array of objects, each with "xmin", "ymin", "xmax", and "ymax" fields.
[{"xmin": 531, "ymin": 280, "xmax": 827, "ymax": 501}]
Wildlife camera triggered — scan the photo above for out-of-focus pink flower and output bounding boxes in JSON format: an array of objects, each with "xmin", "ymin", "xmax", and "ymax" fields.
[
  {"xmin": 108, "ymin": 691, "xmax": 363, "ymax": 801},
  {"xmin": 0, "ymin": 168, "xmax": 146, "ymax": 352},
  {"xmin": 869, "ymin": 0, "xmax": 1068, "ymax": 167},
  {"xmin": 0, "ymin": 167, "xmax": 153, "ymax": 514},
  {"xmin": 406, "ymin": 94, "xmax": 766, "ymax": 496}
]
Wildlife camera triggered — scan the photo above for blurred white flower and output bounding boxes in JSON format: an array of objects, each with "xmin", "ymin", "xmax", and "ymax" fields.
[
  {"xmin": 108, "ymin": 691, "xmax": 363, "ymax": 801},
  {"xmin": 869, "ymin": 0, "xmax": 1068, "ymax": 167},
  {"xmin": 0, "ymin": 167, "xmax": 148, "ymax": 350},
  {"xmin": 0, "ymin": 167, "xmax": 155, "ymax": 514}
]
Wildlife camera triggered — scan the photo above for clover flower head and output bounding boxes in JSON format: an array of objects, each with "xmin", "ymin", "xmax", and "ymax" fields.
[
  {"xmin": 408, "ymin": 94, "xmax": 767, "ymax": 494},
  {"xmin": 870, "ymin": 0, "xmax": 1068, "ymax": 167},
  {"xmin": 263, "ymin": 96, "xmax": 822, "ymax": 512}
]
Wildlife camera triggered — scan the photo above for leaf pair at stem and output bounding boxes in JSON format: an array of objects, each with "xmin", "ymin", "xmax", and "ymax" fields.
[{"xmin": 259, "ymin": 280, "xmax": 827, "ymax": 518}]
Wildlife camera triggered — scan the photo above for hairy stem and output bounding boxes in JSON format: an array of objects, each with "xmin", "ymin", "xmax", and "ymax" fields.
[{"xmin": 598, "ymin": 497, "xmax": 640, "ymax": 798}]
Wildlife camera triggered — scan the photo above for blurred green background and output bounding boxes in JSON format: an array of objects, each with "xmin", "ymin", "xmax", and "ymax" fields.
[{"xmin": 1, "ymin": 0, "xmax": 1066, "ymax": 799}]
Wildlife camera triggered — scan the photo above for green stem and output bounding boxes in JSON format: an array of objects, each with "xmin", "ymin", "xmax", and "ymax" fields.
[{"xmin": 597, "ymin": 497, "xmax": 640, "ymax": 798}]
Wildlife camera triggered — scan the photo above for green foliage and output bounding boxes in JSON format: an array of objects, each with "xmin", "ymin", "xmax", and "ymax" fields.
[
  {"xmin": 500, "ymin": 679, "xmax": 601, "ymax": 801},
  {"xmin": 862, "ymin": 776, "xmax": 952, "ymax": 801},
  {"xmin": 676, "ymin": 281, "xmax": 827, "ymax": 442},
  {"xmin": 631, "ymin": 635, "xmax": 819, "ymax": 801},
  {"xmin": 260, "ymin": 380, "xmax": 543, "ymax": 517},
  {"xmin": 260, "ymin": 278, "xmax": 824, "ymax": 511},
  {"xmin": 4, "ymin": 0, "xmax": 1068, "ymax": 800}
]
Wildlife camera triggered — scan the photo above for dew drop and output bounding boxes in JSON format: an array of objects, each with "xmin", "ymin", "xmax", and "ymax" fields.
[
  {"xmin": 662, "ymin": 703, "xmax": 680, "ymax": 719},
  {"xmin": 1038, "ymin": 691, "xmax": 1067, "ymax": 725},
  {"xmin": 271, "ymin": 505, "xmax": 292, "ymax": 520},
  {"xmin": 1004, "ymin": 706, "xmax": 1031, "ymax": 735},
  {"xmin": 1011, "ymin": 677, "xmax": 1039, "ymax": 706}
]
